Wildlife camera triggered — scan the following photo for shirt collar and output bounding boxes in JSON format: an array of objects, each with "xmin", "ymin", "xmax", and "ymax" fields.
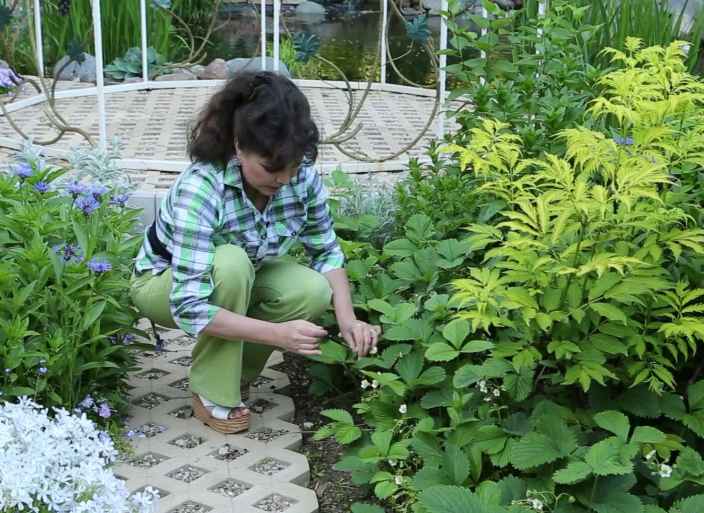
[{"xmin": 223, "ymin": 157, "xmax": 244, "ymax": 190}]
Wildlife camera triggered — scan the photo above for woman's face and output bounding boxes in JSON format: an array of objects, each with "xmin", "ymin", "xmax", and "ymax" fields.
[{"xmin": 236, "ymin": 146, "xmax": 299, "ymax": 198}]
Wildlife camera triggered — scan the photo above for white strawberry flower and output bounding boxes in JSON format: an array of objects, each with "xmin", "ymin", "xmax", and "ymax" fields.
[
  {"xmin": 394, "ymin": 475, "xmax": 403, "ymax": 485},
  {"xmin": 371, "ymin": 380, "xmax": 379, "ymax": 389},
  {"xmin": 360, "ymin": 380, "xmax": 370, "ymax": 389},
  {"xmin": 399, "ymin": 404, "xmax": 407, "ymax": 414}
]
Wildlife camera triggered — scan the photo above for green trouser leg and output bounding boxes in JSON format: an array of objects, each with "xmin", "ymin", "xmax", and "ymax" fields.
[{"xmin": 130, "ymin": 244, "xmax": 332, "ymax": 408}]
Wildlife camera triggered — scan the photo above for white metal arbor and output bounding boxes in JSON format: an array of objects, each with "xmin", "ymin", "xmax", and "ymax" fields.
[{"xmin": 0, "ymin": 0, "xmax": 452, "ymax": 173}]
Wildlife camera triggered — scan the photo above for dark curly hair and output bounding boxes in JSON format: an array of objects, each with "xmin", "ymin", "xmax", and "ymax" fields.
[{"xmin": 188, "ymin": 71, "xmax": 319, "ymax": 171}]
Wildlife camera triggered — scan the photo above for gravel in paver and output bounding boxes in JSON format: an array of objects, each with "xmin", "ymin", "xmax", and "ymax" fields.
[
  {"xmin": 250, "ymin": 457, "xmax": 290, "ymax": 476},
  {"xmin": 170, "ymin": 356, "xmax": 193, "ymax": 367},
  {"xmin": 167, "ymin": 464, "xmax": 209, "ymax": 483},
  {"xmin": 167, "ymin": 501, "xmax": 212, "ymax": 513},
  {"xmin": 170, "ymin": 335, "xmax": 197, "ymax": 346},
  {"xmin": 169, "ymin": 405, "xmax": 193, "ymax": 418},
  {"xmin": 245, "ymin": 427, "xmax": 290, "ymax": 442},
  {"xmin": 134, "ymin": 422, "xmax": 167, "ymax": 438},
  {"xmin": 169, "ymin": 377, "xmax": 190, "ymax": 392},
  {"xmin": 254, "ymin": 494, "xmax": 297, "ymax": 512},
  {"xmin": 129, "ymin": 452, "xmax": 169, "ymax": 468},
  {"xmin": 169, "ymin": 433, "xmax": 205, "ymax": 449},
  {"xmin": 132, "ymin": 392, "xmax": 170, "ymax": 409},
  {"xmin": 210, "ymin": 443, "xmax": 249, "ymax": 461},
  {"xmin": 247, "ymin": 398, "xmax": 276, "ymax": 414},
  {"xmin": 136, "ymin": 368, "xmax": 170, "ymax": 380},
  {"xmin": 131, "ymin": 485, "xmax": 170, "ymax": 498},
  {"xmin": 251, "ymin": 376, "xmax": 274, "ymax": 388},
  {"xmin": 209, "ymin": 478, "xmax": 252, "ymax": 498}
]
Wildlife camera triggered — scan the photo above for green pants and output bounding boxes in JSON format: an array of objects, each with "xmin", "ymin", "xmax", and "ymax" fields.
[{"xmin": 130, "ymin": 244, "xmax": 332, "ymax": 407}]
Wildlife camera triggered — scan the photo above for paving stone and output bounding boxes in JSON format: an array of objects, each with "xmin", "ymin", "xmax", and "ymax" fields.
[{"xmin": 117, "ymin": 326, "xmax": 317, "ymax": 513}]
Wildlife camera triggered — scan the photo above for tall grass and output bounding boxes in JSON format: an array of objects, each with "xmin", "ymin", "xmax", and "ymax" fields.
[
  {"xmin": 516, "ymin": 0, "xmax": 704, "ymax": 72},
  {"xmin": 2, "ymin": 0, "xmax": 210, "ymax": 75}
]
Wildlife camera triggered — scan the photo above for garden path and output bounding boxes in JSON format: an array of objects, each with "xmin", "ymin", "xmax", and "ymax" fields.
[{"xmin": 114, "ymin": 321, "xmax": 318, "ymax": 513}]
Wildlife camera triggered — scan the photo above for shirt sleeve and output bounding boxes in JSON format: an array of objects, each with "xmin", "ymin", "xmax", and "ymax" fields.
[
  {"xmin": 168, "ymin": 169, "xmax": 222, "ymax": 337},
  {"xmin": 298, "ymin": 169, "xmax": 345, "ymax": 273}
]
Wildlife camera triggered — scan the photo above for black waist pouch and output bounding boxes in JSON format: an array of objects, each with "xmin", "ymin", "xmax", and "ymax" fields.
[{"xmin": 148, "ymin": 221, "xmax": 173, "ymax": 262}]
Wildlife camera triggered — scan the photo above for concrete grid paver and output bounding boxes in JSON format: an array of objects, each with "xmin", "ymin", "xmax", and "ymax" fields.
[{"xmin": 113, "ymin": 320, "xmax": 318, "ymax": 513}]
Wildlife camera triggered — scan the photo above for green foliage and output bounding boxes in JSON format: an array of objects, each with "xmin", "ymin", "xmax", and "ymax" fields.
[
  {"xmin": 313, "ymin": 40, "xmax": 704, "ymax": 513},
  {"xmin": 0, "ymin": 150, "xmax": 144, "ymax": 422},
  {"xmin": 445, "ymin": 0, "xmax": 598, "ymax": 158},
  {"xmin": 104, "ymin": 47, "xmax": 167, "ymax": 81}
]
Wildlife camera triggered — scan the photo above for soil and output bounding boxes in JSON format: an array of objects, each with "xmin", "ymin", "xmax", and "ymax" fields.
[{"xmin": 271, "ymin": 354, "xmax": 373, "ymax": 513}]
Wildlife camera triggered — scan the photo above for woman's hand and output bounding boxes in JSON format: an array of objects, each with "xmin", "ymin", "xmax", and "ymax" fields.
[
  {"xmin": 339, "ymin": 319, "xmax": 381, "ymax": 357},
  {"xmin": 276, "ymin": 320, "xmax": 328, "ymax": 356}
]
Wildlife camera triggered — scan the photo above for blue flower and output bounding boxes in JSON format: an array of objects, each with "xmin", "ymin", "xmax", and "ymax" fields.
[
  {"xmin": 613, "ymin": 135, "xmax": 634, "ymax": 146},
  {"xmin": 37, "ymin": 366, "xmax": 48, "ymax": 375},
  {"xmin": 14, "ymin": 162, "xmax": 32, "ymax": 179},
  {"xmin": 89, "ymin": 184, "xmax": 109, "ymax": 200},
  {"xmin": 74, "ymin": 195, "xmax": 100, "ymax": 215},
  {"xmin": 87, "ymin": 258, "xmax": 112, "ymax": 273},
  {"xmin": 34, "ymin": 181, "xmax": 49, "ymax": 193},
  {"xmin": 122, "ymin": 334, "xmax": 136, "ymax": 345},
  {"xmin": 97, "ymin": 402, "xmax": 111, "ymax": 418},
  {"xmin": 79, "ymin": 394, "xmax": 95, "ymax": 409},
  {"xmin": 67, "ymin": 181, "xmax": 86, "ymax": 197},
  {"xmin": 109, "ymin": 193, "xmax": 130, "ymax": 208}
]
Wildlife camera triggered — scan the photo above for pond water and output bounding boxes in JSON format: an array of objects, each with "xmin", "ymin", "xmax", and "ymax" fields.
[{"xmin": 209, "ymin": 1, "xmax": 447, "ymax": 86}]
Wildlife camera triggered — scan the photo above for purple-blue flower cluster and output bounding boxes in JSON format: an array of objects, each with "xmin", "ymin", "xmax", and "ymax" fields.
[
  {"xmin": 87, "ymin": 258, "xmax": 112, "ymax": 273},
  {"xmin": 74, "ymin": 194, "xmax": 100, "ymax": 215},
  {"xmin": 109, "ymin": 193, "xmax": 130, "ymax": 208},
  {"xmin": 52, "ymin": 242, "xmax": 83, "ymax": 263},
  {"xmin": 0, "ymin": 68, "xmax": 21, "ymax": 89},
  {"xmin": 613, "ymin": 135, "xmax": 634, "ymax": 146},
  {"xmin": 34, "ymin": 181, "xmax": 49, "ymax": 193},
  {"xmin": 14, "ymin": 162, "xmax": 33, "ymax": 179}
]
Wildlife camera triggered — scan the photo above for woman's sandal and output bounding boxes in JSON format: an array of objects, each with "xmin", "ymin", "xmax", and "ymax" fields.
[{"xmin": 192, "ymin": 393, "xmax": 250, "ymax": 434}]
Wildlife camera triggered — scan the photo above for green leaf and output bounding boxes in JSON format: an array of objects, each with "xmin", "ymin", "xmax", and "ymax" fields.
[
  {"xmin": 335, "ymin": 424, "xmax": 362, "ymax": 444},
  {"xmin": 676, "ymin": 448, "xmax": 704, "ymax": 477},
  {"xmin": 81, "ymin": 301, "xmax": 106, "ymax": 331},
  {"xmin": 384, "ymin": 238, "xmax": 418, "ymax": 258},
  {"xmin": 442, "ymin": 319, "xmax": 470, "ymax": 348},
  {"xmin": 510, "ymin": 433, "xmax": 562, "ymax": 470},
  {"xmin": 585, "ymin": 437, "xmax": 634, "ymax": 476},
  {"xmin": 368, "ymin": 299, "xmax": 394, "ymax": 317},
  {"xmin": 372, "ymin": 430, "xmax": 394, "ymax": 455},
  {"xmin": 405, "ymin": 214, "xmax": 436, "ymax": 243},
  {"xmin": 671, "ymin": 495, "xmax": 704, "ymax": 513},
  {"xmin": 590, "ymin": 302, "xmax": 628, "ymax": 325},
  {"xmin": 420, "ymin": 485, "xmax": 502, "ymax": 513},
  {"xmin": 444, "ymin": 443, "xmax": 470, "ymax": 485},
  {"xmin": 416, "ymin": 367, "xmax": 446, "ymax": 386},
  {"xmin": 374, "ymin": 480, "xmax": 397, "ymax": 499},
  {"xmin": 553, "ymin": 461, "xmax": 592, "ymax": 484},
  {"xmin": 78, "ymin": 361, "xmax": 120, "ymax": 372},
  {"xmin": 321, "ymin": 409, "xmax": 354, "ymax": 424},
  {"xmin": 461, "ymin": 340, "xmax": 495, "ymax": 353},
  {"xmin": 426, "ymin": 343, "xmax": 460, "ymax": 362},
  {"xmin": 397, "ymin": 351, "xmax": 424, "ymax": 384},
  {"xmin": 594, "ymin": 411, "xmax": 631, "ymax": 441},
  {"xmin": 592, "ymin": 491, "xmax": 642, "ymax": 513},
  {"xmin": 630, "ymin": 426, "xmax": 665, "ymax": 444},
  {"xmin": 351, "ymin": 504, "xmax": 385, "ymax": 513}
]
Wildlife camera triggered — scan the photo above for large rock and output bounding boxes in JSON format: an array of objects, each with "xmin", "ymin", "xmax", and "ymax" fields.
[
  {"xmin": 226, "ymin": 57, "xmax": 291, "ymax": 78},
  {"xmin": 53, "ymin": 53, "xmax": 96, "ymax": 82},
  {"xmin": 200, "ymin": 58, "xmax": 227, "ymax": 80},
  {"xmin": 155, "ymin": 69, "xmax": 197, "ymax": 81},
  {"xmin": 296, "ymin": 0, "xmax": 326, "ymax": 15}
]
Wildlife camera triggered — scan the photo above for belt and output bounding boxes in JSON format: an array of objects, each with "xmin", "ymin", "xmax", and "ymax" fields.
[{"xmin": 148, "ymin": 221, "xmax": 173, "ymax": 262}]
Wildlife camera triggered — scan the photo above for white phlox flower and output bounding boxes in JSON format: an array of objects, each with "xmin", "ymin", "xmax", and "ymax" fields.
[{"xmin": 0, "ymin": 397, "xmax": 159, "ymax": 513}]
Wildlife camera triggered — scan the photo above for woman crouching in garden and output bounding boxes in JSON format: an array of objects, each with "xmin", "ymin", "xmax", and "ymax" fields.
[{"xmin": 130, "ymin": 71, "xmax": 380, "ymax": 434}]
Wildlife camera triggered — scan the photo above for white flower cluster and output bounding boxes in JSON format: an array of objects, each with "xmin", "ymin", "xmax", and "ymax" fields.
[
  {"xmin": 477, "ymin": 379, "xmax": 503, "ymax": 402},
  {"xmin": 0, "ymin": 397, "xmax": 159, "ymax": 513},
  {"xmin": 645, "ymin": 449, "xmax": 674, "ymax": 479}
]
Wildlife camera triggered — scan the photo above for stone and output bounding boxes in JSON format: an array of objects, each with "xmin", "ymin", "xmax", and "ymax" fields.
[
  {"xmin": 295, "ymin": 0, "xmax": 326, "ymax": 15},
  {"xmin": 226, "ymin": 57, "xmax": 291, "ymax": 78},
  {"xmin": 200, "ymin": 58, "xmax": 227, "ymax": 80},
  {"xmin": 189, "ymin": 64, "xmax": 206, "ymax": 78},
  {"xmin": 53, "ymin": 53, "xmax": 96, "ymax": 82},
  {"xmin": 422, "ymin": 0, "xmax": 441, "ymax": 14},
  {"xmin": 154, "ymin": 69, "xmax": 196, "ymax": 81},
  {"xmin": 0, "ymin": 60, "xmax": 9, "ymax": 69},
  {"xmin": 124, "ymin": 76, "xmax": 144, "ymax": 84}
]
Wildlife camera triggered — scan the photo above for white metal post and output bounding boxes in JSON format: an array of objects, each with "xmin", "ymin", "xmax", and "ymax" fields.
[
  {"xmin": 436, "ymin": 0, "xmax": 448, "ymax": 139},
  {"xmin": 33, "ymin": 0, "xmax": 44, "ymax": 76},
  {"xmin": 260, "ymin": 0, "xmax": 267, "ymax": 70},
  {"xmin": 537, "ymin": 0, "xmax": 546, "ymax": 43},
  {"xmin": 273, "ymin": 0, "xmax": 280, "ymax": 72},
  {"xmin": 140, "ymin": 0, "xmax": 149, "ymax": 81},
  {"xmin": 480, "ymin": 5, "xmax": 487, "ymax": 85},
  {"xmin": 380, "ymin": 0, "xmax": 388, "ymax": 84},
  {"xmin": 92, "ymin": 0, "xmax": 107, "ymax": 149}
]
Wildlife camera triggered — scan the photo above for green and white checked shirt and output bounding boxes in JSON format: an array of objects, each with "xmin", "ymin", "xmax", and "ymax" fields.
[{"xmin": 134, "ymin": 158, "xmax": 345, "ymax": 337}]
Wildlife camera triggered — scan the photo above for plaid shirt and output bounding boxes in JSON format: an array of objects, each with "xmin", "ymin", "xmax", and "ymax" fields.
[{"xmin": 134, "ymin": 158, "xmax": 344, "ymax": 337}]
